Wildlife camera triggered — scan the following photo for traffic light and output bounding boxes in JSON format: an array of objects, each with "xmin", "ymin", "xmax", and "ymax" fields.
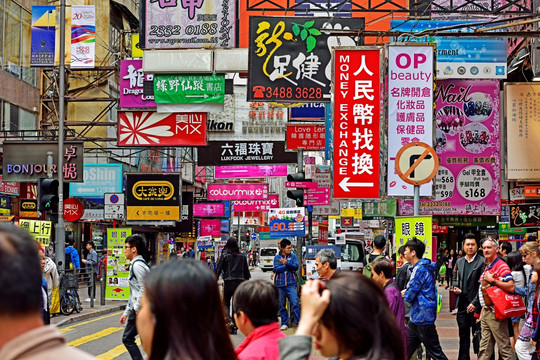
[
  {"xmin": 287, "ymin": 189, "xmax": 304, "ymax": 207},
  {"xmin": 38, "ymin": 178, "xmax": 59, "ymax": 212},
  {"xmin": 287, "ymin": 172, "xmax": 305, "ymax": 182}
]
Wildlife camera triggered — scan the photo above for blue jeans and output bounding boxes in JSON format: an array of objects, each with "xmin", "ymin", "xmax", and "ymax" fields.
[{"xmin": 278, "ymin": 285, "xmax": 301, "ymax": 326}]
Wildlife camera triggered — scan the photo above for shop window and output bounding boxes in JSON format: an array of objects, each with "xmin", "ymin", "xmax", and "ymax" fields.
[
  {"xmin": 21, "ymin": 8, "xmax": 35, "ymax": 86},
  {"xmin": 4, "ymin": 1, "xmax": 21, "ymax": 77}
]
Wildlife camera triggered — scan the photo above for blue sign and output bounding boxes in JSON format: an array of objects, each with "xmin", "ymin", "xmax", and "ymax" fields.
[
  {"xmin": 250, "ymin": 232, "xmax": 257, "ymax": 240},
  {"xmin": 390, "ymin": 20, "xmax": 507, "ymax": 79},
  {"xmin": 220, "ymin": 201, "xmax": 231, "ymax": 218},
  {"xmin": 324, "ymin": 103, "xmax": 332, "ymax": 161},
  {"xmin": 70, "ymin": 164, "xmax": 123, "ymax": 197},
  {"xmin": 220, "ymin": 219, "xmax": 230, "ymax": 233},
  {"xmin": 290, "ymin": 103, "xmax": 325, "ymax": 119},
  {"xmin": 269, "ymin": 219, "xmax": 306, "ymax": 238}
]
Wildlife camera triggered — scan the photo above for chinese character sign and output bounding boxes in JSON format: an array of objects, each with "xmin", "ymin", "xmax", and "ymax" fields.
[
  {"xmin": 248, "ymin": 17, "xmax": 364, "ymax": 103},
  {"xmin": 120, "ymin": 60, "xmax": 156, "ymax": 108},
  {"xmin": 395, "ymin": 216, "xmax": 433, "ymax": 261},
  {"xmin": 399, "ymin": 80, "xmax": 501, "ymax": 215},
  {"xmin": 333, "ymin": 48, "xmax": 381, "ymax": 199},
  {"xmin": 70, "ymin": 6, "xmax": 96, "ymax": 69},
  {"xmin": 18, "ymin": 219, "xmax": 52, "ymax": 247},
  {"xmin": 388, "ymin": 45, "xmax": 434, "ymax": 196},
  {"xmin": 143, "ymin": 0, "xmax": 236, "ymax": 49},
  {"xmin": 286, "ymin": 125, "xmax": 326, "ymax": 150},
  {"xmin": 154, "ymin": 74, "xmax": 225, "ymax": 103},
  {"xmin": 269, "ymin": 208, "xmax": 306, "ymax": 237},
  {"xmin": 105, "ymin": 228, "xmax": 132, "ymax": 300},
  {"xmin": 31, "ymin": 6, "xmax": 56, "ymax": 67}
]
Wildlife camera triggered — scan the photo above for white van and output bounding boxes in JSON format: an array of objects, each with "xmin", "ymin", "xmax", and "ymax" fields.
[
  {"xmin": 259, "ymin": 247, "xmax": 279, "ymax": 272},
  {"xmin": 327, "ymin": 238, "xmax": 366, "ymax": 271}
]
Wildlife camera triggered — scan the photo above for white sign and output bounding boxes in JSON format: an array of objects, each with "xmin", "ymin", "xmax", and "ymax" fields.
[
  {"xmin": 70, "ymin": 6, "xmax": 96, "ymax": 69},
  {"xmin": 305, "ymin": 164, "xmax": 315, "ymax": 180},
  {"xmin": 387, "ymin": 45, "xmax": 434, "ymax": 196},
  {"xmin": 335, "ymin": 234, "xmax": 346, "ymax": 245},
  {"xmin": 80, "ymin": 209, "xmax": 104, "ymax": 221},
  {"xmin": 313, "ymin": 172, "xmax": 331, "ymax": 187},
  {"xmin": 313, "ymin": 200, "xmax": 341, "ymax": 216},
  {"xmin": 104, "ymin": 205, "xmax": 125, "ymax": 220},
  {"xmin": 510, "ymin": 187, "xmax": 526, "ymax": 201},
  {"xmin": 104, "ymin": 193, "xmax": 125, "ymax": 205}
]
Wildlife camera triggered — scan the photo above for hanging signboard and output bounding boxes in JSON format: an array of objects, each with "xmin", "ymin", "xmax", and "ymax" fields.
[
  {"xmin": 105, "ymin": 228, "xmax": 132, "ymax": 300},
  {"xmin": 142, "ymin": 0, "xmax": 236, "ymax": 49},
  {"xmin": 505, "ymin": 83, "xmax": 540, "ymax": 180},
  {"xmin": 269, "ymin": 207, "xmax": 306, "ymax": 237},
  {"xmin": 214, "ymin": 165, "xmax": 287, "ymax": 179},
  {"xmin": 248, "ymin": 16, "xmax": 364, "ymax": 103},
  {"xmin": 193, "ymin": 203, "xmax": 226, "ymax": 217},
  {"xmin": 20, "ymin": 199, "xmax": 38, "ymax": 218},
  {"xmin": 399, "ymin": 80, "xmax": 501, "ymax": 216},
  {"xmin": 200, "ymin": 219, "xmax": 222, "ymax": 236},
  {"xmin": 290, "ymin": 103, "xmax": 325, "ymax": 119},
  {"xmin": 70, "ymin": 164, "xmax": 123, "ymax": 197},
  {"xmin": 70, "ymin": 5, "xmax": 96, "ymax": 69},
  {"xmin": 198, "ymin": 141, "xmax": 296, "ymax": 166},
  {"xmin": 154, "ymin": 74, "xmax": 225, "ymax": 104},
  {"xmin": 19, "ymin": 219, "xmax": 52, "ymax": 247},
  {"xmin": 286, "ymin": 125, "xmax": 326, "ymax": 150},
  {"xmin": 118, "ymin": 112, "xmax": 207, "ymax": 147},
  {"xmin": 387, "ymin": 45, "xmax": 435, "ymax": 196},
  {"xmin": 125, "ymin": 174, "xmax": 181, "ymax": 220},
  {"xmin": 362, "ymin": 200, "xmax": 397, "ymax": 218},
  {"xmin": 208, "ymin": 184, "xmax": 269, "ymax": 201},
  {"xmin": 313, "ymin": 200, "xmax": 341, "ymax": 216},
  {"xmin": 509, "ymin": 204, "xmax": 540, "ymax": 228},
  {"xmin": 232, "ymin": 195, "xmax": 279, "ymax": 211},
  {"xmin": 332, "ymin": 48, "xmax": 382, "ymax": 199},
  {"xmin": 0, "ymin": 176, "xmax": 20, "ymax": 195},
  {"xmin": 31, "ymin": 5, "xmax": 56, "ymax": 67},
  {"xmin": 395, "ymin": 216, "xmax": 433, "ymax": 260},
  {"xmin": 119, "ymin": 60, "xmax": 156, "ymax": 108}
]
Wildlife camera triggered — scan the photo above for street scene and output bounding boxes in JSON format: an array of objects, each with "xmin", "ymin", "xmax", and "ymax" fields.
[{"xmin": 0, "ymin": 0, "xmax": 539, "ymax": 360}]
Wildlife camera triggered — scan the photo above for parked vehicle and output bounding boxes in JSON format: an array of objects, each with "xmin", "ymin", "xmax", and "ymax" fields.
[
  {"xmin": 327, "ymin": 238, "xmax": 366, "ymax": 271},
  {"xmin": 259, "ymin": 247, "xmax": 279, "ymax": 272}
]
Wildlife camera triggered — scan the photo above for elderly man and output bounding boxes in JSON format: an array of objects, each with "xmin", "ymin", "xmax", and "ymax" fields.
[
  {"xmin": 314, "ymin": 248, "xmax": 339, "ymax": 280},
  {"xmin": 478, "ymin": 237, "xmax": 515, "ymax": 360}
]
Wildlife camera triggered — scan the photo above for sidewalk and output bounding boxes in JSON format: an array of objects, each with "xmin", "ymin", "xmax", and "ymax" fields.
[
  {"xmin": 436, "ymin": 283, "xmax": 463, "ymax": 360},
  {"xmin": 51, "ymin": 280, "xmax": 127, "ymax": 327}
]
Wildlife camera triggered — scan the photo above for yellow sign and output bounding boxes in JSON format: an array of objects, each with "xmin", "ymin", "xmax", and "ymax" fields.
[
  {"xmin": 132, "ymin": 181, "xmax": 174, "ymax": 201},
  {"xmin": 132, "ymin": 34, "xmax": 143, "ymax": 58},
  {"xmin": 341, "ymin": 208, "xmax": 362, "ymax": 219},
  {"xmin": 18, "ymin": 219, "xmax": 52, "ymax": 246},
  {"xmin": 0, "ymin": 208, "xmax": 10, "ymax": 215},
  {"xmin": 395, "ymin": 216, "xmax": 433, "ymax": 261},
  {"xmin": 127, "ymin": 206, "xmax": 179, "ymax": 220}
]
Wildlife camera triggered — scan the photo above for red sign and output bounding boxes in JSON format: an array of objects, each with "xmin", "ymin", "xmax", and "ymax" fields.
[
  {"xmin": 525, "ymin": 187, "xmax": 540, "ymax": 197},
  {"xmin": 118, "ymin": 112, "xmax": 207, "ymax": 147},
  {"xmin": 63, "ymin": 198, "xmax": 84, "ymax": 222},
  {"xmin": 341, "ymin": 217, "xmax": 354, "ymax": 227},
  {"xmin": 432, "ymin": 223, "xmax": 449, "ymax": 234},
  {"xmin": 333, "ymin": 48, "xmax": 381, "ymax": 199},
  {"xmin": 0, "ymin": 176, "xmax": 19, "ymax": 195},
  {"xmin": 200, "ymin": 219, "xmax": 221, "ymax": 236},
  {"xmin": 286, "ymin": 125, "xmax": 326, "ymax": 150},
  {"xmin": 318, "ymin": 224, "xmax": 329, "ymax": 245}
]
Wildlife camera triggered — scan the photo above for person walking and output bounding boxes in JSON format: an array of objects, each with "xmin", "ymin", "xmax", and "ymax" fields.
[
  {"xmin": 362, "ymin": 235, "xmax": 387, "ymax": 278},
  {"xmin": 402, "ymin": 238, "xmax": 448, "ymax": 360},
  {"xmin": 43, "ymin": 250, "xmax": 60, "ymax": 316},
  {"xmin": 314, "ymin": 248, "xmax": 339, "ymax": 280},
  {"xmin": 477, "ymin": 237, "xmax": 515, "ymax": 360},
  {"xmin": 64, "ymin": 237, "xmax": 80, "ymax": 270},
  {"xmin": 452, "ymin": 233, "xmax": 485, "ymax": 360},
  {"xmin": 273, "ymin": 238, "xmax": 300, "ymax": 330},
  {"xmin": 508, "ymin": 250, "xmax": 527, "ymax": 351},
  {"xmin": 215, "ymin": 237, "xmax": 251, "ymax": 333},
  {"xmin": 445, "ymin": 249, "xmax": 456, "ymax": 289},
  {"xmin": 120, "ymin": 234, "xmax": 150, "ymax": 360},
  {"xmin": 81, "ymin": 241, "xmax": 99, "ymax": 302}
]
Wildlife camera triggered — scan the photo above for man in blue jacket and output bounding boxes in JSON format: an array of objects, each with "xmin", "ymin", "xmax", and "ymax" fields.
[
  {"xmin": 273, "ymin": 238, "xmax": 300, "ymax": 331},
  {"xmin": 65, "ymin": 237, "xmax": 81, "ymax": 270},
  {"xmin": 403, "ymin": 238, "xmax": 448, "ymax": 360}
]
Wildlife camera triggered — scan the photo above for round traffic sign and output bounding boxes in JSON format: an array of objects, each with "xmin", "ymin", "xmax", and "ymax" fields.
[
  {"xmin": 395, "ymin": 142, "xmax": 439, "ymax": 186},
  {"xmin": 109, "ymin": 194, "xmax": 119, "ymax": 204},
  {"xmin": 250, "ymin": 233, "xmax": 257, "ymax": 240}
]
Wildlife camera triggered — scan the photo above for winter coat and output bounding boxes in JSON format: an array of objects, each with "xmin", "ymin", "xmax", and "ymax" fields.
[
  {"xmin": 235, "ymin": 322, "xmax": 286, "ymax": 360},
  {"xmin": 384, "ymin": 279, "xmax": 408, "ymax": 355},
  {"xmin": 43, "ymin": 257, "xmax": 59, "ymax": 301},
  {"xmin": 404, "ymin": 258, "xmax": 438, "ymax": 325},
  {"xmin": 273, "ymin": 253, "xmax": 299, "ymax": 288},
  {"xmin": 65, "ymin": 246, "xmax": 80, "ymax": 270},
  {"xmin": 216, "ymin": 252, "xmax": 251, "ymax": 281}
]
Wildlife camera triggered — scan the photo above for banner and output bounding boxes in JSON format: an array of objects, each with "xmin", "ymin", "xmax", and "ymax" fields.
[
  {"xmin": 31, "ymin": 5, "xmax": 56, "ymax": 66},
  {"xmin": 193, "ymin": 203, "xmax": 225, "ymax": 217},
  {"xmin": 248, "ymin": 16, "xmax": 364, "ymax": 102},
  {"xmin": 387, "ymin": 45, "xmax": 435, "ymax": 196},
  {"xmin": 399, "ymin": 80, "xmax": 501, "ymax": 215},
  {"xmin": 105, "ymin": 228, "xmax": 132, "ymax": 300},
  {"xmin": 395, "ymin": 216, "xmax": 433, "ymax": 260},
  {"xmin": 70, "ymin": 5, "xmax": 96, "ymax": 69},
  {"xmin": 119, "ymin": 60, "xmax": 156, "ymax": 108},
  {"xmin": 333, "ymin": 48, "xmax": 382, "ymax": 199},
  {"xmin": 18, "ymin": 220, "xmax": 52, "ymax": 247},
  {"xmin": 269, "ymin": 208, "xmax": 306, "ymax": 237},
  {"xmin": 505, "ymin": 83, "xmax": 540, "ymax": 180},
  {"xmin": 142, "ymin": 0, "xmax": 236, "ymax": 49}
]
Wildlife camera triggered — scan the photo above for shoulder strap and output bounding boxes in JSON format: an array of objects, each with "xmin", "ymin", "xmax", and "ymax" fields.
[
  {"xmin": 369, "ymin": 254, "xmax": 384, "ymax": 265},
  {"xmin": 130, "ymin": 258, "xmax": 150, "ymax": 280}
]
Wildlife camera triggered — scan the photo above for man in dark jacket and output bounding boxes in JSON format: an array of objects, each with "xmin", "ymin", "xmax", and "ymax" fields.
[
  {"xmin": 452, "ymin": 233, "xmax": 485, "ymax": 360},
  {"xmin": 64, "ymin": 237, "xmax": 80, "ymax": 270},
  {"xmin": 273, "ymin": 238, "xmax": 300, "ymax": 330}
]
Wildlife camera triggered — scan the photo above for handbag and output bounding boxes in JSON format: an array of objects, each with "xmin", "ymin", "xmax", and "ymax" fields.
[
  {"xmin": 50, "ymin": 286, "xmax": 60, "ymax": 314},
  {"xmin": 485, "ymin": 286, "xmax": 526, "ymax": 320}
]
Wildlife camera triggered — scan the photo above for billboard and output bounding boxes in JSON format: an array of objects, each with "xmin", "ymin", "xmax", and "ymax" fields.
[
  {"xmin": 208, "ymin": 184, "xmax": 269, "ymax": 201},
  {"xmin": 286, "ymin": 125, "xmax": 326, "ymax": 150},
  {"xmin": 125, "ymin": 174, "xmax": 181, "ymax": 220},
  {"xmin": 395, "ymin": 216, "xmax": 433, "ymax": 260},
  {"xmin": 105, "ymin": 228, "xmax": 132, "ymax": 300},
  {"xmin": 269, "ymin": 207, "xmax": 306, "ymax": 237}
]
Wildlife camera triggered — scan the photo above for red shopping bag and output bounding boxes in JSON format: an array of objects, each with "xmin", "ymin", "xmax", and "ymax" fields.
[{"xmin": 484, "ymin": 286, "xmax": 526, "ymax": 320}]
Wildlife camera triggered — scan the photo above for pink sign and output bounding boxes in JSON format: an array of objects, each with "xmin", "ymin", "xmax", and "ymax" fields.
[
  {"xmin": 119, "ymin": 60, "xmax": 156, "ymax": 108},
  {"xmin": 208, "ymin": 184, "xmax": 269, "ymax": 201},
  {"xmin": 232, "ymin": 195, "xmax": 279, "ymax": 211},
  {"xmin": 214, "ymin": 165, "xmax": 287, "ymax": 179},
  {"xmin": 285, "ymin": 182, "xmax": 318, "ymax": 189},
  {"xmin": 193, "ymin": 203, "xmax": 225, "ymax": 217},
  {"xmin": 200, "ymin": 219, "xmax": 221, "ymax": 236},
  {"xmin": 303, "ymin": 187, "xmax": 330, "ymax": 206},
  {"xmin": 399, "ymin": 80, "xmax": 501, "ymax": 215},
  {"xmin": 0, "ymin": 176, "xmax": 19, "ymax": 195}
]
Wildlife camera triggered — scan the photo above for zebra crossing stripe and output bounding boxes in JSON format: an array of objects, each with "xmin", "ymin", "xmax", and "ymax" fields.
[
  {"xmin": 59, "ymin": 311, "xmax": 123, "ymax": 334},
  {"xmin": 67, "ymin": 327, "xmax": 123, "ymax": 347},
  {"xmin": 96, "ymin": 338, "xmax": 142, "ymax": 360}
]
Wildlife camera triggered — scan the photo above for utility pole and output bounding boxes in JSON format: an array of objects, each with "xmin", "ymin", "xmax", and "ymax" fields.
[{"xmin": 55, "ymin": 0, "xmax": 67, "ymax": 271}]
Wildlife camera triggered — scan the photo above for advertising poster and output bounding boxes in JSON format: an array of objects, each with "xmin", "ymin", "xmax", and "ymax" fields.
[
  {"xmin": 505, "ymin": 83, "xmax": 540, "ymax": 180},
  {"xmin": 18, "ymin": 220, "xmax": 52, "ymax": 247},
  {"xmin": 30, "ymin": 5, "xmax": 56, "ymax": 66},
  {"xmin": 395, "ymin": 216, "xmax": 433, "ymax": 261},
  {"xmin": 387, "ymin": 45, "xmax": 434, "ymax": 196},
  {"xmin": 142, "ymin": 0, "xmax": 236, "ymax": 49},
  {"xmin": 399, "ymin": 80, "xmax": 501, "ymax": 215},
  {"xmin": 333, "ymin": 48, "xmax": 382, "ymax": 199},
  {"xmin": 248, "ymin": 16, "xmax": 364, "ymax": 102},
  {"xmin": 105, "ymin": 228, "xmax": 132, "ymax": 300},
  {"xmin": 269, "ymin": 207, "xmax": 306, "ymax": 237},
  {"xmin": 200, "ymin": 219, "xmax": 222, "ymax": 236},
  {"xmin": 119, "ymin": 60, "xmax": 156, "ymax": 108},
  {"xmin": 70, "ymin": 5, "xmax": 96, "ymax": 69}
]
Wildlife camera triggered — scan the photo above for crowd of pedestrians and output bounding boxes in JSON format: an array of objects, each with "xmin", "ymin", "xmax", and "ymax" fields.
[{"xmin": 4, "ymin": 221, "xmax": 540, "ymax": 360}]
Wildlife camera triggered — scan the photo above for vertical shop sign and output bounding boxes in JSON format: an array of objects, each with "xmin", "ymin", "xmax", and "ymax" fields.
[
  {"xmin": 70, "ymin": 5, "xmax": 96, "ymax": 69},
  {"xmin": 388, "ymin": 45, "xmax": 435, "ymax": 196},
  {"xmin": 395, "ymin": 216, "xmax": 433, "ymax": 260},
  {"xmin": 31, "ymin": 5, "xmax": 56, "ymax": 66},
  {"xmin": 119, "ymin": 60, "xmax": 156, "ymax": 108},
  {"xmin": 333, "ymin": 48, "xmax": 382, "ymax": 199},
  {"xmin": 106, "ymin": 228, "xmax": 132, "ymax": 300}
]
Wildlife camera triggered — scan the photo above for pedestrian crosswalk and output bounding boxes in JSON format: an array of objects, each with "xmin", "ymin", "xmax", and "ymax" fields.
[
  {"xmin": 67, "ymin": 327, "xmax": 124, "ymax": 347},
  {"xmin": 96, "ymin": 339, "xmax": 142, "ymax": 360}
]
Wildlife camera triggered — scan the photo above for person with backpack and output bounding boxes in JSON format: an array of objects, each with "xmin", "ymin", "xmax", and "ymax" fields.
[
  {"xmin": 120, "ymin": 234, "xmax": 150, "ymax": 360},
  {"xmin": 64, "ymin": 237, "xmax": 81, "ymax": 270},
  {"xmin": 363, "ymin": 235, "xmax": 387, "ymax": 278}
]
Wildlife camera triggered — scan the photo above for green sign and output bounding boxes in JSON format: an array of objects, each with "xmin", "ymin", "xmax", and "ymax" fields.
[
  {"xmin": 435, "ymin": 215, "xmax": 497, "ymax": 227},
  {"xmin": 499, "ymin": 223, "xmax": 527, "ymax": 234},
  {"xmin": 105, "ymin": 228, "xmax": 132, "ymax": 301},
  {"xmin": 362, "ymin": 200, "xmax": 397, "ymax": 218},
  {"xmin": 154, "ymin": 74, "xmax": 225, "ymax": 103}
]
